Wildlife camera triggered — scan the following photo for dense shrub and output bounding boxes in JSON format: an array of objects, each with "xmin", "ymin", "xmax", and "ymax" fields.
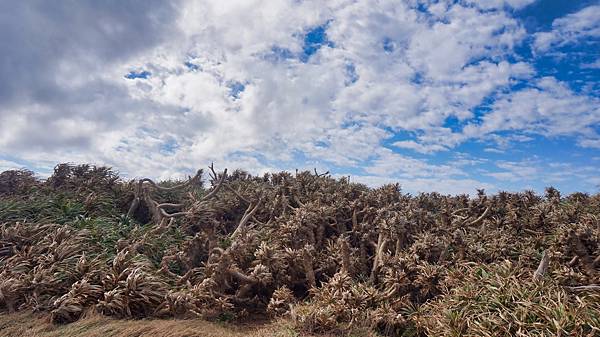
[{"xmin": 0, "ymin": 163, "xmax": 598, "ymax": 336}]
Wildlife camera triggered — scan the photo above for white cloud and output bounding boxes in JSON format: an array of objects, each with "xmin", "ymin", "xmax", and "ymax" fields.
[
  {"xmin": 485, "ymin": 159, "xmax": 600, "ymax": 193},
  {"xmin": 0, "ymin": 160, "xmax": 25, "ymax": 173},
  {"xmin": 485, "ymin": 160, "xmax": 539, "ymax": 182},
  {"xmin": 533, "ymin": 5, "xmax": 600, "ymax": 52},
  {"xmin": 578, "ymin": 138, "xmax": 600, "ymax": 149},
  {"xmin": 0, "ymin": 0, "xmax": 597, "ymax": 194},
  {"xmin": 483, "ymin": 147, "xmax": 505, "ymax": 154},
  {"xmin": 346, "ymin": 173, "xmax": 495, "ymax": 195},
  {"xmin": 581, "ymin": 59, "xmax": 600, "ymax": 69},
  {"xmin": 345, "ymin": 148, "xmax": 496, "ymax": 194},
  {"xmin": 462, "ymin": 77, "xmax": 600, "ymax": 144},
  {"xmin": 392, "ymin": 140, "xmax": 448, "ymax": 153},
  {"xmin": 364, "ymin": 148, "xmax": 465, "ymax": 178},
  {"xmin": 110, "ymin": 0, "xmax": 534, "ymax": 171},
  {"xmin": 466, "ymin": 0, "xmax": 537, "ymax": 10}
]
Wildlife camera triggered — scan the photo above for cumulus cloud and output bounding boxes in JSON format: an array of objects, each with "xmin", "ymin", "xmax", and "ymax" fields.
[
  {"xmin": 485, "ymin": 160, "xmax": 539, "ymax": 182},
  {"xmin": 465, "ymin": 0, "xmax": 537, "ymax": 10},
  {"xmin": 392, "ymin": 140, "xmax": 448, "ymax": 154},
  {"xmin": 581, "ymin": 59, "xmax": 600, "ymax": 69},
  {"xmin": 347, "ymin": 174, "xmax": 496, "ymax": 195},
  {"xmin": 0, "ymin": 159, "xmax": 25, "ymax": 173},
  {"xmin": 462, "ymin": 77, "xmax": 600, "ymax": 146},
  {"xmin": 533, "ymin": 5, "xmax": 600, "ymax": 52},
  {"xmin": 0, "ymin": 0, "xmax": 598, "ymax": 193},
  {"xmin": 485, "ymin": 158, "xmax": 600, "ymax": 193},
  {"xmin": 0, "ymin": 1, "xmax": 183, "ymax": 172},
  {"xmin": 127, "ymin": 1, "xmax": 534, "ymax": 160}
]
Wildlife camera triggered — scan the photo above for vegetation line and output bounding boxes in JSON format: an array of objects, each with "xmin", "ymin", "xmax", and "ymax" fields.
[{"xmin": 0, "ymin": 163, "xmax": 599, "ymax": 336}]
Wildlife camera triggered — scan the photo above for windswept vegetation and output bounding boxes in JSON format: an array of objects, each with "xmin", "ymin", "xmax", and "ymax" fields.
[{"xmin": 0, "ymin": 164, "xmax": 599, "ymax": 336}]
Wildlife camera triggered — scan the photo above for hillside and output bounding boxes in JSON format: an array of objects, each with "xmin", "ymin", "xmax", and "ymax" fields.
[{"xmin": 0, "ymin": 164, "xmax": 598, "ymax": 336}]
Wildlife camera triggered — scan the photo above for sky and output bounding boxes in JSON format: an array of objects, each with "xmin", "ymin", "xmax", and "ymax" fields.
[{"xmin": 0, "ymin": 0, "xmax": 599, "ymax": 195}]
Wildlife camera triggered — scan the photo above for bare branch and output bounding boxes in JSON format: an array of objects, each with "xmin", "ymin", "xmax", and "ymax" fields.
[
  {"xmin": 200, "ymin": 167, "xmax": 228, "ymax": 201},
  {"xmin": 451, "ymin": 208, "xmax": 469, "ymax": 216},
  {"xmin": 313, "ymin": 168, "xmax": 330, "ymax": 177},
  {"xmin": 159, "ymin": 208, "xmax": 189, "ymax": 218},
  {"xmin": 568, "ymin": 256, "xmax": 578, "ymax": 267},
  {"xmin": 140, "ymin": 169, "xmax": 203, "ymax": 192},
  {"xmin": 466, "ymin": 207, "xmax": 490, "ymax": 226},
  {"xmin": 370, "ymin": 232, "xmax": 389, "ymax": 283},
  {"xmin": 565, "ymin": 284, "xmax": 600, "ymax": 292},
  {"xmin": 302, "ymin": 248, "xmax": 316, "ymax": 289},
  {"xmin": 229, "ymin": 269, "xmax": 257, "ymax": 284},
  {"xmin": 533, "ymin": 250, "xmax": 550, "ymax": 282},
  {"xmin": 223, "ymin": 184, "xmax": 250, "ymax": 204},
  {"xmin": 126, "ymin": 169, "xmax": 204, "ymax": 220},
  {"xmin": 339, "ymin": 237, "xmax": 351, "ymax": 274},
  {"xmin": 126, "ymin": 180, "xmax": 144, "ymax": 218},
  {"xmin": 230, "ymin": 199, "xmax": 262, "ymax": 240},
  {"xmin": 156, "ymin": 203, "xmax": 184, "ymax": 209}
]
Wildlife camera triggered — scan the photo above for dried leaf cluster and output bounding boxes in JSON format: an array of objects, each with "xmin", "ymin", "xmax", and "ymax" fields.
[{"xmin": 0, "ymin": 164, "xmax": 598, "ymax": 336}]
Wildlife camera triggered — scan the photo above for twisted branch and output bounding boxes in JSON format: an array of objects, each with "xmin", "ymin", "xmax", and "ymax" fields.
[{"xmin": 126, "ymin": 164, "xmax": 227, "ymax": 222}]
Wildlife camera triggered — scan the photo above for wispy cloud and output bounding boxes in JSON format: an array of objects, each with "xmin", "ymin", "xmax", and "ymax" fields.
[{"xmin": 533, "ymin": 5, "xmax": 600, "ymax": 52}]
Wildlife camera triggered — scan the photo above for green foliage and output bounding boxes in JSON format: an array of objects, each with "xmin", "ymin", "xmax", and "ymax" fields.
[{"xmin": 70, "ymin": 215, "xmax": 133, "ymax": 253}]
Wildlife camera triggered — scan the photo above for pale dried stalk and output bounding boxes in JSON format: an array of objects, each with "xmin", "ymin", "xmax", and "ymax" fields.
[
  {"xmin": 533, "ymin": 250, "xmax": 550, "ymax": 282},
  {"xmin": 565, "ymin": 284, "xmax": 600, "ymax": 292},
  {"xmin": 230, "ymin": 199, "xmax": 262, "ymax": 240},
  {"xmin": 339, "ymin": 237, "xmax": 351, "ymax": 274},
  {"xmin": 370, "ymin": 232, "xmax": 389, "ymax": 283},
  {"xmin": 302, "ymin": 248, "xmax": 316, "ymax": 289},
  {"xmin": 467, "ymin": 207, "xmax": 490, "ymax": 226}
]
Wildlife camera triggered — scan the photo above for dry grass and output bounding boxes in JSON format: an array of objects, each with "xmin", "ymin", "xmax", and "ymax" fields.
[
  {"xmin": 0, "ymin": 311, "xmax": 315, "ymax": 337},
  {"xmin": 415, "ymin": 261, "xmax": 600, "ymax": 336},
  {"xmin": 1, "ymin": 164, "xmax": 599, "ymax": 336}
]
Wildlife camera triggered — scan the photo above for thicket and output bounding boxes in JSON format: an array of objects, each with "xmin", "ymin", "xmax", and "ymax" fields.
[{"xmin": 0, "ymin": 164, "xmax": 598, "ymax": 336}]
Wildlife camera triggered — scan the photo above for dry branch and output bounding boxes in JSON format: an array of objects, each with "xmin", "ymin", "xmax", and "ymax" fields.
[
  {"xmin": 139, "ymin": 169, "xmax": 203, "ymax": 192},
  {"xmin": 126, "ymin": 165, "xmax": 227, "ymax": 222},
  {"xmin": 564, "ymin": 284, "xmax": 600, "ymax": 292},
  {"xmin": 230, "ymin": 199, "xmax": 262, "ymax": 240},
  {"xmin": 339, "ymin": 237, "xmax": 351, "ymax": 274},
  {"xmin": 3, "ymin": 162, "xmax": 600, "ymax": 333},
  {"xmin": 467, "ymin": 206, "xmax": 490, "ymax": 226},
  {"xmin": 533, "ymin": 250, "xmax": 550, "ymax": 282},
  {"xmin": 302, "ymin": 248, "xmax": 316, "ymax": 289}
]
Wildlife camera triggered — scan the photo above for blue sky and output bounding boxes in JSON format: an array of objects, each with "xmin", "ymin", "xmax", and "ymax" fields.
[{"xmin": 0, "ymin": 0, "xmax": 599, "ymax": 194}]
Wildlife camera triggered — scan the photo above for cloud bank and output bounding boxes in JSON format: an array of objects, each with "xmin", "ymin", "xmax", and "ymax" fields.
[{"xmin": 0, "ymin": 0, "xmax": 598, "ymax": 194}]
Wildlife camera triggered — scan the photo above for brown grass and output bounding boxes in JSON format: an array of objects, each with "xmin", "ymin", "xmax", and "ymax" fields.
[
  {"xmin": 0, "ymin": 312, "xmax": 319, "ymax": 337},
  {"xmin": 2, "ymin": 164, "xmax": 599, "ymax": 336}
]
